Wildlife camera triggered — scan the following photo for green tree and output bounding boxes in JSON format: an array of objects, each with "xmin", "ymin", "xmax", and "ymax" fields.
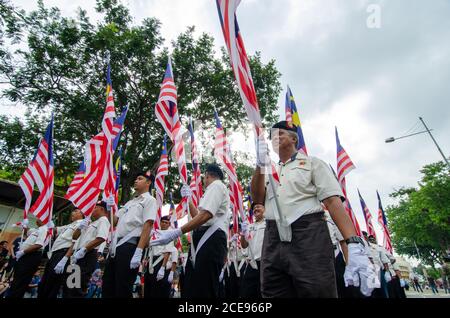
[
  {"xmin": 0, "ymin": 0, "xmax": 281, "ymax": 203},
  {"xmin": 387, "ymin": 161, "xmax": 450, "ymax": 266}
]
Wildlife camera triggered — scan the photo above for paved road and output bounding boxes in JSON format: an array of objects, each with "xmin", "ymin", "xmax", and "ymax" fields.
[{"xmin": 406, "ymin": 289, "xmax": 450, "ymax": 298}]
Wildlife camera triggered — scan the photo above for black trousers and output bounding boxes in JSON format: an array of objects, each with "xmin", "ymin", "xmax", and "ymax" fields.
[
  {"xmin": 144, "ymin": 256, "xmax": 171, "ymax": 298},
  {"xmin": 65, "ymin": 250, "xmax": 98, "ymax": 298},
  {"xmin": 102, "ymin": 243, "xmax": 139, "ymax": 298},
  {"xmin": 240, "ymin": 260, "xmax": 261, "ymax": 298},
  {"xmin": 183, "ymin": 227, "xmax": 227, "ymax": 298},
  {"xmin": 38, "ymin": 248, "xmax": 69, "ymax": 298},
  {"xmin": 224, "ymin": 262, "xmax": 241, "ymax": 298},
  {"xmin": 261, "ymin": 213, "xmax": 337, "ymax": 298},
  {"xmin": 6, "ymin": 251, "xmax": 42, "ymax": 298}
]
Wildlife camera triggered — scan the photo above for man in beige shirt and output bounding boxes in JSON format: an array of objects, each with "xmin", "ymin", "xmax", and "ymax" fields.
[{"xmin": 251, "ymin": 120, "xmax": 374, "ymax": 298}]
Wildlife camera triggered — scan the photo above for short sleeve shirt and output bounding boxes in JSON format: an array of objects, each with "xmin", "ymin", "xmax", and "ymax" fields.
[
  {"xmin": 116, "ymin": 192, "xmax": 157, "ymax": 238},
  {"xmin": 198, "ymin": 180, "xmax": 230, "ymax": 234},
  {"xmin": 21, "ymin": 226, "xmax": 48, "ymax": 251},
  {"xmin": 51, "ymin": 220, "xmax": 83, "ymax": 252},
  {"xmin": 76, "ymin": 216, "xmax": 110, "ymax": 250},
  {"xmin": 264, "ymin": 152, "xmax": 344, "ymax": 225}
]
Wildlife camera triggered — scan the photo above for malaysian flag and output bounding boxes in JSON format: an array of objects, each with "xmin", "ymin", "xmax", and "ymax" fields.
[
  {"xmin": 188, "ymin": 117, "xmax": 203, "ymax": 208},
  {"xmin": 65, "ymin": 62, "xmax": 123, "ymax": 216},
  {"xmin": 358, "ymin": 189, "xmax": 377, "ymax": 241},
  {"xmin": 216, "ymin": 0, "xmax": 280, "ymax": 187},
  {"xmin": 245, "ymin": 186, "xmax": 254, "ymax": 224},
  {"xmin": 153, "ymin": 135, "xmax": 169, "ymax": 231},
  {"xmin": 335, "ymin": 127, "xmax": 361, "ymax": 236},
  {"xmin": 285, "ymin": 85, "xmax": 307, "ymax": 154},
  {"xmin": 18, "ymin": 116, "xmax": 54, "ymax": 225},
  {"xmin": 377, "ymin": 190, "xmax": 392, "ymax": 254},
  {"xmin": 155, "ymin": 58, "xmax": 189, "ymax": 218},
  {"xmin": 214, "ymin": 109, "xmax": 245, "ymax": 233}
]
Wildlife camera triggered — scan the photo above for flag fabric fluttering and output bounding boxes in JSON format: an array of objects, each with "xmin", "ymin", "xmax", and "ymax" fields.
[
  {"xmin": 155, "ymin": 58, "xmax": 189, "ymax": 219},
  {"xmin": 335, "ymin": 127, "xmax": 361, "ymax": 236},
  {"xmin": 216, "ymin": 0, "xmax": 280, "ymax": 191},
  {"xmin": 169, "ymin": 193, "xmax": 183, "ymax": 251},
  {"xmin": 377, "ymin": 191, "xmax": 392, "ymax": 254},
  {"xmin": 18, "ymin": 116, "xmax": 55, "ymax": 225},
  {"xmin": 285, "ymin": 85, "xmax": 307, "ymax": 154},
  {"xmin": 358, "ymin": 189, "xmax": 377, "ymax": 241},
  {"xmin": 65, "ymin": 61, "xmax": 122, "ymax": 216},
  {"xmin": 188, "ymin": 118, "xmax": 203, "ymax": 208},
  {"xmin": 153, "ymin": 135, "xmax": 169, "ymax": 231},
  {"xmin": 214, "ymin": 109, "xmax": 245, "ymax": 233}
]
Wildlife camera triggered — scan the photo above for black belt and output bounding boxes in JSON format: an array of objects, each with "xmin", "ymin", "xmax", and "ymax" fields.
[{"xmin": 117, "ymin": 236, "xmax": 140, "ymax": 245}]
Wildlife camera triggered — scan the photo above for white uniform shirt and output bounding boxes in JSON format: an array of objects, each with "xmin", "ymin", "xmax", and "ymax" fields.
[
  {"xmin": 165, "ymin": 245, "xmax": 179, "ymax": 270},
  {"xmin": 116, "ymin": 192, "xmax": 157, "ymax": 239},
  {"xmin": 198, "ymin": 180, "xmax": 230, "ymax": 234},
  {"xmin": 21, "ymin": 225, "xmax": 48, "ymax": 251},
  {"xmin": 247, "ymin": 219, "xmax": 266, "ymax": 261},
  {"xmin": 51, "ymin": 219, "xmax": 83, "ymax": 252},
  {"xmin": 265, "ymin": 153, "xmax": 344, "ymax": 225},
  {"xmin": 152, "ymin": 229, "xmax": 176, "ymax": 256},
  {"xmin": 368, "ymin": 243, "xmax": 384, "ymax": 269},
  {"xmin": 76, "ymin": 216, "xmax": 110, "ymax": 250}
]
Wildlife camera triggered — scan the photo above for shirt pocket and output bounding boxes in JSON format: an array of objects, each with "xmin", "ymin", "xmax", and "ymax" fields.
[{"xmin": 291, "ymin": 163, "xmax": 313, "ymax": 189}]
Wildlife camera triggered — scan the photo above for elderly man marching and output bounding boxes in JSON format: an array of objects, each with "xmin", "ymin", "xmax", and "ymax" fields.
[
  {"xmin": 151, "ymin": 164, "xmax": 230, "ymax": 298},
  {"xmin": 102, "ymin": 172, "xmax": 157, "ymax": 298},
  {"xmin": 251, "ymin": 121, "xmax": 375, "ymax": 298}
]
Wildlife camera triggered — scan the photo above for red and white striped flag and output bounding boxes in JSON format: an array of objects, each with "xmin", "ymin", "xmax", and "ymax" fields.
[
  {"xmin": 155, "ymin": 58, "xmax": 189, "ymax": 218},
  {"xmin": 335, "ymin": 127, "xmax": 361, "ymax": 236},
  {"xmin": 153, "ymin": 135, "xmax": 169, "ymax": 231},
  {"xmin": 188, "ymin": 118, "xmax": 203, "ymax": 208},
  {"xmin": 377, "ymin": 190, "xmax": 392, "ymax": 253},
  {"xmin": 358, "ymin": 189, "xmax": 377, "ymax": 241},
  {"xmin": 65, "ymin": 62, "xmax": 117, "ymax": 216},
  {"xmin": 18, "ymin": 116, "xmax": 54, "ymax": 225},
  {"xmin": 216, "ymin": 0, "xmax": 280, "ymax": 184},
  {"xmin": 214, "ymin": 110, "xmax": 245, "ymax": 233}
]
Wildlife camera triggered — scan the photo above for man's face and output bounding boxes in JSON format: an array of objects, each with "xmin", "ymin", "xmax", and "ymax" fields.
[
  {"xmin": 91, "ymin": 205, "xmax": 106, "ymax": 220},
  {"xmin": 253, "ymin": 205, "xmax": 264, "ymax": 222},
  {"xmin": 134, "ymin": 176, "xmax": 150, "ymax": 192},
  {"xmin": 71, "ymin": 209, "xmax": 83, "ymax": 222},
  {"xmin": 160, "ymin": 219, "xmax": 170, "ymax": 230},
  {"xmin": 270, "ymin": 128, "xmax": 295, "ymax": 154},
  {"xmin": 203, "ymin": 172, "xmax": 213, "ymax": 188}
]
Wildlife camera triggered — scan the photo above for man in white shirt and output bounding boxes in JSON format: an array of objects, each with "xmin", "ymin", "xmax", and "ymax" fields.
[
  {"xmin": 239, "ymin": 203, "xmax": 265, "ymax": 297},
  {"xmin": 251, "ymin": 121, "xmax": 374, "ymax": 298},
  {"xmin": 102, "ymin": 172, "xmax": 156, "ymax": 298},
  {"xmin": 151, "ymin": 164, "xmax": 230, "ymax": 298},
  {"xmin": 144, "ymin": 216, "xmax": 177, "ymax": 298},
  {"xmin": 66, "ymin": 201, "xmax": 110, "ymax": 298},
  {"xmin": 7, "ymin": 219, "xmax": 48, "ymax": 298},
  {"xmin": 37, "ymin": 209, "xmax": 84, "ymax": 298}
]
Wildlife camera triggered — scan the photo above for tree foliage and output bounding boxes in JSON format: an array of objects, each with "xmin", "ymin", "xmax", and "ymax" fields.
[
  {"xmin": 0, "ymin": 0, "xmax": 281, "ymax": 203},
  {"xmin": 387, "ymin": 161, "xmax": 450, "ymax": 266}
]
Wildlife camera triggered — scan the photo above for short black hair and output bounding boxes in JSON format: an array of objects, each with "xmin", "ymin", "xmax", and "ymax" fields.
[
  {"xmin": 205, "ymin": 163, "xmax": 224, "ymax": 180},
  {"xmin": 95, "ymin": 200, "xmax": 108, "ymax": 211},
  {"xmin": 160, "ymin": 215, "xmax": 170, "ymax": 222}
]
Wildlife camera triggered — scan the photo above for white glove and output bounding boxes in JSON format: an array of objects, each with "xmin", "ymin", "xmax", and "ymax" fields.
[
  {"xmin": 180, "ymin": 185, "xmax": 192, "ymax": 198},
  {"xmin": 157, "ymin": 267, "xmax": 165, "ymax": 281},
  {"xmin": 168, "ymin": 271, "xmax": 174, "ymax": 283},
  {"xmin": 344, "ymin": 243, "xmax": 376, "ymax": 297},
  {"xmin": 15, "ymin": 250, "xmax": 25, "ymax": 260},
  {"xmin": 47, "ymin": 220, "xmax": 55, "ymax": 229},
  {"xmin": 384, "ymin": 270, "xmax": 392, "ymax": 283},
  {"xmin": 77, "ymin": 218, "xmax": 90, "ymax": 230},
  {"xmin": 106, "ymin": 195, "xmax": 115, "ymax": 207},
  {"xmin": 255, "ymin": 134, "xmax": 270, "ymax": 168},
  {"xmin": 240, "ymin": 221, "xmax": 249, "ymax": 238},
  {"xmin": 150, "ymin": 229, "xmax": 182, "ymax": 246},
  {"xmin": 73, "ymin": 247, "xmax": 87, "ymax": 261},
  {"xmin": 54, "ymin": 256, "xmax": 68, "ymax": 274},
  {"xmin": 22, "ymin": 219, "xmax": 29, "ymax": 229},
  {"xmin": 130, "ymin": 248, "xmax": 143, "ymax": 269},
  {"xmin": 219, "ymin": 269, "xmax": 225, "ymax": 282}
]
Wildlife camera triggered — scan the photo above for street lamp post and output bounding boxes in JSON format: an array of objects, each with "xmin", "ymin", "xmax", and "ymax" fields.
[{"xmin": 386, "ymin": 117, "xmax": 450, "ymax": 170}]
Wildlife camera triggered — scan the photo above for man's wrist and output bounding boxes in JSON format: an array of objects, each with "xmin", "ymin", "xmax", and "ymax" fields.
[{"xmin": 345, "ymin": 236, "xmax": 365, "ymax": 246}]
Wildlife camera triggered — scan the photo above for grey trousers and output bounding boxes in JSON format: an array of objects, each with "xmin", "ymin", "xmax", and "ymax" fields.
[{"xmin": 261, "ymin": 212, "xmax": 337, "ymax": 298}]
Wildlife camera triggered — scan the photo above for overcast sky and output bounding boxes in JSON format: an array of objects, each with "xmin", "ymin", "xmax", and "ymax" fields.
[{"xmin": 6, "ymin": 0, "xmax": 450, "ymax": 252}]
